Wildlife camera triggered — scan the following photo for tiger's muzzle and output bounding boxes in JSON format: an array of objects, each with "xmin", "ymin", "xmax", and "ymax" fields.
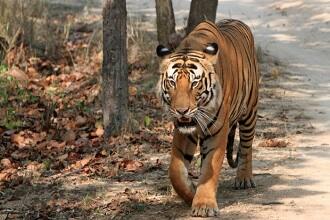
[{"xmin": 173, "ymin": 108, "xmax": 198, "ymax": 134}]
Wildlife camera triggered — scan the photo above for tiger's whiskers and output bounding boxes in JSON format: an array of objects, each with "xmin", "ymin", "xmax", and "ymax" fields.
[{"xmin": 194, "ymin": 112, "xmax": 212, "ymax": 135}]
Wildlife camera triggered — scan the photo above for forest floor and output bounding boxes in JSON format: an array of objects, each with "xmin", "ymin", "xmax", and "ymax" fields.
[{"xmin": 1, "ymin": 0, "xmax": 330, "ymax": 219}]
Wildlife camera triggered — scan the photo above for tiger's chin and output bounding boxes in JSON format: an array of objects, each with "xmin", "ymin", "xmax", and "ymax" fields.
[
  {"xmin": 177, "ymin": 126, "xmax": 197, "ymax": 134},
  {"xmin": 175, "ymin": 119, "xmax": 198, "ymax": 134}
]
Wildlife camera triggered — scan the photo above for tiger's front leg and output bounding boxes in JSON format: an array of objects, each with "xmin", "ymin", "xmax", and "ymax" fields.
[
  {"xmin": 169, "ymin": 130, "xmax": 197, "ymax": 204},
  {"xmin": 191, "ymin": 128, "xmax": 228, "ymax": 217}
]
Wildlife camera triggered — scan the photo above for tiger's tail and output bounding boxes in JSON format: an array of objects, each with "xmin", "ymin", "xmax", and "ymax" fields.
[{"xmin": 227, "ymin": 123, "xmax": 239, "ymax": 168}]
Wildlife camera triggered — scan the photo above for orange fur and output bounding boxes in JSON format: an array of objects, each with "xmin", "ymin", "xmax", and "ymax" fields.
[{"xmin": 157, "ymin": 19, "xmax": 259, "ymax": 217}]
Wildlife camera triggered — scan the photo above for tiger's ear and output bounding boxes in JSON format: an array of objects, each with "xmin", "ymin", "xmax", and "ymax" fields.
[
  {"xmin": 204, "ymin": 43, "xmax": 219, "ymax": 64},
  {"xmin": 156, "ymin": 45, "xmax": 172, "ymax": 57}
]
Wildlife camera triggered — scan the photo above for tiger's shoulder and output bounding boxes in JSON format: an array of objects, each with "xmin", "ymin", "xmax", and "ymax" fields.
[{"xmin": 216, "ymin": 19, "xmax": 255, "ymax": 45}]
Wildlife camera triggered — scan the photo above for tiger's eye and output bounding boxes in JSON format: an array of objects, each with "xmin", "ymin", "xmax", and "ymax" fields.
[
  {"xmin": 191, "ymin": 81, "xmax": 199, "ymax": 88},
  {"xmin": 168, "ymin": 79, "xmax": 176, "ymax": 87}
]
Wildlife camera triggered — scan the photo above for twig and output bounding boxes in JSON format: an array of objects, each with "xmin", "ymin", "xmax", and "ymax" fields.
[
  {"xmin": 261, "ymin": 201, "xmax": 284, "ymax": 205},
  {"xmin": 0, "ymin": 208, "xmax": 20, "ymax": 214},
  {"xmin": 7, "ymin": 26, "xmax": 22, "ymax": 52},
  {"xmin": 85, "ymin": 28, "xmax": 98, "ymax": 62},
  {"xmin": 65, "ymin": 46, "xmax": 76, "ymax": 67}
]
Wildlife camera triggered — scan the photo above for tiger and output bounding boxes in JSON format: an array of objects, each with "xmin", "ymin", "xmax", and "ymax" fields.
[{"xmin": 156, "ymin": 19, "xmax": 259, "ymax": 217}]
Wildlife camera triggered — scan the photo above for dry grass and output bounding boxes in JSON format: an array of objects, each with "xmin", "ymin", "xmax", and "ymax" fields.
[{"xmin": 0, "ymin": 0, "xmax": 101, "ymax": 65}]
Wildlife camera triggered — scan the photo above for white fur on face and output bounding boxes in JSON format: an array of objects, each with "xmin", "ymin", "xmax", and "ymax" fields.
[
  {"xmin": 178, "ymin": 126, "xmax": 197, "ymax": 134},
  {"xmin": 166, "ymin": 61, "xmax": 204, "ymax": 81}
]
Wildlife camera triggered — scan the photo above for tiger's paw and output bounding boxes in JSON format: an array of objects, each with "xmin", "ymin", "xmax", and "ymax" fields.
[
  {"xmin": 234, "ymin": 176, "xmax": 256, "ymax": 189},
  {"xmin": 191, "ymin": 201, "xmax": 220, "ymax": 217}
]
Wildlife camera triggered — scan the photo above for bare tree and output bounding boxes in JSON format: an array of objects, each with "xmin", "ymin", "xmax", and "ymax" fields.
[
  {"xmin": 187, "ymin": 0, "xmax": 218, "ymax": 33},
  {"xmin": 102, "ymin": 0, "xmax": 128, "ymax": 139},
  {"xmin": 155, "ymin": 0, "xmax": 176, "ymax": 48}
]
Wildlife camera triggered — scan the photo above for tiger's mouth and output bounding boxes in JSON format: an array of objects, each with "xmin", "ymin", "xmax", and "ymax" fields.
[{"xmin": 176, "ymin": 118, "xmax": 197, "ymax": 127}]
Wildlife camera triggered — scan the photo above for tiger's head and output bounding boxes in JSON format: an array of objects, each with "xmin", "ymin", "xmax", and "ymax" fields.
[{"xmin": 156, "ymin": 43, "xmax": 222, "ymax": 134}]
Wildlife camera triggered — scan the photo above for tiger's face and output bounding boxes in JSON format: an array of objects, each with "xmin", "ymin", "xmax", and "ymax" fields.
[{"xmin": 156, "ymin": 43, "xmax": 222, "ymax": 134}]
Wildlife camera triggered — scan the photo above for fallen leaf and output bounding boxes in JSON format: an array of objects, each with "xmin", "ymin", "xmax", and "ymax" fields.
[
  {"xmin": 47, "ymin": 198, "xmax": 69, "ymax": 208},
  {"xmin": 129, "ymin": 86, "xmax": 138, "ymax": 96},
  {"xmin": 258, "ymin": 139, "xmax": 288, "ymax": 148},
  {"xmin": 57, "ymin": 153, "xmax": 69, "ymax": 162},
  {"xmin": 100, "ymin": 149, "xmax": 109, "ymax": 156},
  {"xmin": 11, "ymin": 132, "xmax": 26, "ymax": 149},
  {"xmin": 0, "ymin": 168, "xmax": 17, "ymax": 182},
  {"xmin": 47, "ymin": 140, "xmax": 66, "ymax": 149},
  {"xmin": 27, "ymin": 66, "xmax": 40, "ymax": 78},
  {"xmin": 91, "ymin": 127, "xmax": 104, "ymax": 137},
  {"xmin": 75, "ymin": 137, "xmax": 90, "ymax": 148},
  {"xmin": 121, "ymin": 160, "xmax": 144, "ymax": 172},
  {"xmin": 0, "ymin": 172, "xmax": 11, "ymax": 182},
  {"xmin": 3, "ymin": 67, "xmax": 29, "ymax": 86},
  {"xmin": 65, "ymin": 120, "xmax": 76, "ymax": 130},
  {"xmin": 27, "ymin": 108, "xmax": 42, "ymax": 117},
  {"xmin": 11, "ymin": 131, "xmax": 46, "ymax": 149},
  {"xmin": 71, "ymin": 154, "xmax": 94, "ymax": 169},
  {"xmin": 72, "ymin": 71, "xmax": 84, "ymax": 81},
  {"xmin": 68, "ymin": 152, "xmax": 80, "ymax": 161},
  {"xmin": 95, "ymin": 121, "xmax": 103, "ymax": 129},
  {"xmin": 63, "ymin": 130, "xmax": 76, "ymax": 144},
  {"xmin": 27, "ymin": 161, "xmax": 43, "ymax": 171},
  {"xmin": 144, "ymin": 116, "xmax": 151, "ymax": 127},
  {"xmin": 1, "ymin": 158, "xmax": 12, "ymax": 168},
  {"xmin": 11, "ymin": 150, "xmax": 30, "ymax": 160},
  {"xmin": 76, "ymin": 115, "xmax": 87, "ymax": 127}
]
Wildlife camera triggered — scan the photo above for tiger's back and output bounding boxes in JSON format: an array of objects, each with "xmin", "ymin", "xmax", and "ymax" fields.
[{"xmin": 217, "ymin": 19, "xmax": 259, "ymax": 125}]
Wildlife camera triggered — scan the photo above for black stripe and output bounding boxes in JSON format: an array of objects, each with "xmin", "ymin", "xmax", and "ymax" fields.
[
  {"xmin": 240, "ymin": 109, "xmax": 255, "ymax": 124},
  {"xmin": 184, "ymin": 154, "xmax": 194, "ymax": 162},
  {"xmin": 202, "ymin": 123, "xmax": 224, "ymax": 142},
  {"xmin": 162, "ymin": 93, "xmax": 170, "ymax": 105},
  {"xmin": 202, "ymin": 148, "xmax": 215, "ymax": 159},
  {"xmin": 190, "ymin": 58, "xmax": 200, "ymax": 62},
  {"xmin": 187, "ymin": 64, "xmax": 197, "ymax": 69},
  {"xmin": 245, "ymin": 111, "xmax": 257, "ymax": 125},
  {"xmin": 188, "ymin": 135, "xmax": 197, "ymax": 145},
  {"xmin": 175, "ymin": 147, "xmax": 194, "ymax": 163},
  {"xmin": 170, "ymin": 52, "xmax": 205, "ymax": 59},
  {"xmin": 239, "ymin": 124, "xmax": 255, "ymax": 134},
  {"xmin": 208, "ymin": 71, "xmax": 212, "ymax": 89},
  {"xmin": 206, "ymin": 103, "xmax": 221, "ymax": 128},
  {"xmin": 240, "ymin": 133, "xmax": 254, "ymax": 140},
  {"xmin": 240, "ymin": 144, "xmax": 252, "ymax": 149},
  {"xmin": 173, "ymin": 63, "xmax": 181, "ymax": 68},
  {"xmin": 204, "ymin": 76, "xmax": 208, "ymax": 89},
  {"xmin": 203, "ymin": 89, "xmax": 214, "ymax": 106}
]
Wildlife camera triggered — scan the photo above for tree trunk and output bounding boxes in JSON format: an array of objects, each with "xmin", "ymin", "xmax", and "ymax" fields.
[
  {"xmin": 187, "ymin": 0, "xmax": 218, "ymax": 34},
  {"xmin": 155, "ymin": 0, "xmax": 176, "ymax": 48},
  {"xmin": 102, "ymin": 0, "xmax": 128, "ymax": 139}
]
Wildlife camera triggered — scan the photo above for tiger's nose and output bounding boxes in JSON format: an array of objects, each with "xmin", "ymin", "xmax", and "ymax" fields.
[{"xmin": 176, "ymin": 107, "xmax": 189, "ymax": 115}]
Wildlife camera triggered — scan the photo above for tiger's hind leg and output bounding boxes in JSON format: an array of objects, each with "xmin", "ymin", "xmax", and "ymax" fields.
[{"xmin": 234, "ymin": 111, "xmax": 257, "ymax": 189}]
